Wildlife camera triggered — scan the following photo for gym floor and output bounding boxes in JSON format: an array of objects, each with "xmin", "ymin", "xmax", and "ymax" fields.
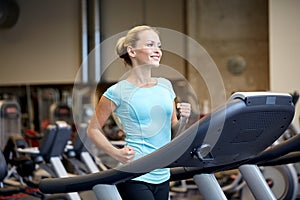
[
  {"xmin": 20, "ymin": 190, "xmax": 203, "ymax": 200},
  {"xmin": 170, "ymin": 190, "xmax": 203, "ymax": 200},
  {"xmin": 15, "ymin": 185, "xmax": 300, "ymax": 200}
]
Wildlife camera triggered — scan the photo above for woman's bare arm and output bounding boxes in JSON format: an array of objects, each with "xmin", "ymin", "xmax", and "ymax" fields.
[{"xmin": 87, "ymin": 96, "xmax": 135, "ymax": 164}]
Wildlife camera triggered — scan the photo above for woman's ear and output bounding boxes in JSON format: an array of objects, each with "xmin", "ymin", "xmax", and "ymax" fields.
[{"xmin": 127, "ymin": 46, "xmax": 136, "ymax": 58}]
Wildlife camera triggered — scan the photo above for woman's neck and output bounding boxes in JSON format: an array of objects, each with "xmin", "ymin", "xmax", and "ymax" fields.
[{"xmin": 127, "ymin": 66, "xmax": 156, "ymax": 88}]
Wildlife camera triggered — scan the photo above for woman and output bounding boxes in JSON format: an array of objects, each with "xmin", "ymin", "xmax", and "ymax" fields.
[{"xmin": 87, "ymin": 25, "xmax": 191, "ymax": 200}]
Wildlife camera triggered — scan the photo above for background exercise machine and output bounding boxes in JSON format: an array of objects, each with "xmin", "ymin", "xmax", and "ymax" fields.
[{"xmin": 0, "ymin": 100, "xmax": 21, "ymax": 151}]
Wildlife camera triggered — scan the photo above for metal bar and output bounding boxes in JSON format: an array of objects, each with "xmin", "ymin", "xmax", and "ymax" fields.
[
  {"xmin": 193, "ymin": 173, "xmax": 227, "ymax": 200},
  {"xmin": 239, "ymin": 164, "xmax": 276, "ymax": 200},
  {"xmin": 81, "ymin": 0, "xmax": 88, "ymax": 83}
]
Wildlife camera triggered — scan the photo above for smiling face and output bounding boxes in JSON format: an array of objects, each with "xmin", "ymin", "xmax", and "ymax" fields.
[{"xmin": 129, "ymin": 30, "xmax": 162, "ymax": 67}]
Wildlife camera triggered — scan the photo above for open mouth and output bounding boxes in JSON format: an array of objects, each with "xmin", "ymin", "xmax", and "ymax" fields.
[{"xmin": 151, "ymin": 55, "xmax": 160, "ymax": 61}]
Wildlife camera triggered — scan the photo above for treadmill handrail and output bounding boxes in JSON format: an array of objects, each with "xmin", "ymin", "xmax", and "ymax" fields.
[
  {"xmin": 170, "ymin": 126, "xmax": 300, "ymax": 181},
  {"xmin": 249, "ymin": 133, "xmax": 300, "ymax": 165}
]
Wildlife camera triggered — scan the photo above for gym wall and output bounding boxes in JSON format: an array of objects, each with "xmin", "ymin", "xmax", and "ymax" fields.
[
  {"xmin": 0, "ymin": 0, "xmax": 299, "ymax": 122},
  {"xmin": 99, "ymin": 0, "xmax": 186, "ymax": 82},
  {"xmin": 269, "ymin": 0, "xmax": 300, "ymax": 124},
  {"xmin": 99, "ymin": 0, "xmax": 270, "ymax": 113},
  {"xmin": 185, "ymin": 0, "xmax": 269, "ymax": 109},
  {"xmin": 0, "ymin": 0, "xmax": 81, "ymax": 85}
]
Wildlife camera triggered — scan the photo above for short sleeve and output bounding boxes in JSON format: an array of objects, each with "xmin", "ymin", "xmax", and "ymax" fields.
[
  {"xmin": 168, "ymin": 81, "xmax": 176, "ymax": 100},
  {"xmin": 159, "ymin": 78, "xmax": 176, "ymax": 100},
  {"xmin": 103, "ymin": 83, "xmax": 121, "ymax": 107}
]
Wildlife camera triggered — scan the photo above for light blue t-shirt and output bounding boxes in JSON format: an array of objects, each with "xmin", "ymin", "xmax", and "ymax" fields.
[{"xmin": 104, "ymin": 77, "xmax": 176, "ymax": 184}]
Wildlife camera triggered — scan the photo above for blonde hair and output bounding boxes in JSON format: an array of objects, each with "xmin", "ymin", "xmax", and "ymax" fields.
[{"xmin": 116, "ymin": 25, "xmax": 158, "ymax": 66}]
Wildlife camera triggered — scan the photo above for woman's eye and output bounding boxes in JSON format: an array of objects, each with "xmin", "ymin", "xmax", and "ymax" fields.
[{"xmin": 146, "ymin": 43, "xmax": 154, "ymax": 47}]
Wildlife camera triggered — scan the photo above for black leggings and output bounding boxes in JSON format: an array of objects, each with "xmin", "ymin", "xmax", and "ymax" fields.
[{"xmin": 116, "ymin": 180, "xmax": 169, "ymax": 200}]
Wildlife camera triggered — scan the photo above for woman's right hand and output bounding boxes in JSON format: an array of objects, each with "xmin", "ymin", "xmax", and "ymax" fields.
[{"xmin": 115, "ymin": 146, "xmax": 135, "ymax": 164}]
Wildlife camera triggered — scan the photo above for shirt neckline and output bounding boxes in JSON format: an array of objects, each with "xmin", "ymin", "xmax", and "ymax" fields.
[{"xmin": 124, "ymin": 78, "xmax": 160, "ymax": 89}]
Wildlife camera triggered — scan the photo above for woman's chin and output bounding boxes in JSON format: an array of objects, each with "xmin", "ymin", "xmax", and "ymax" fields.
[{"xmin": 151, "ymin": 62, "xmax": 160, "ymax": 67}]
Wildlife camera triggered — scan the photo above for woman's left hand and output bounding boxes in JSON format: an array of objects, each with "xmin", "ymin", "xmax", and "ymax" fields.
[{"xmin": 177, "ymin": 102, "xmax": 191, "ymax": 118}]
